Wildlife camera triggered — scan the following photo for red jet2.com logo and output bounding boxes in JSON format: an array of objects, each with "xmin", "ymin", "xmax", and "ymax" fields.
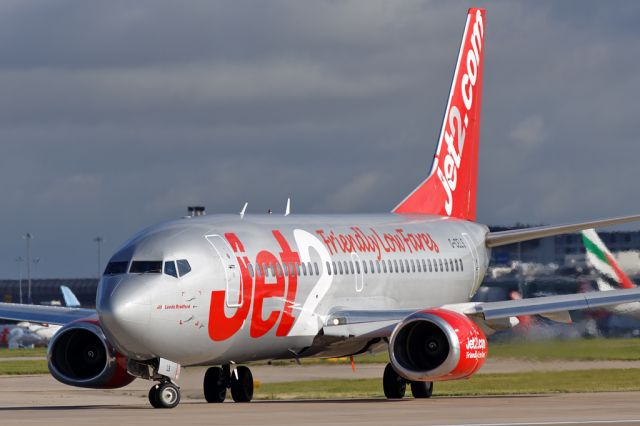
[{"xmin": 208, "ymin": 231, "xmax": 300, "ymax": 341}]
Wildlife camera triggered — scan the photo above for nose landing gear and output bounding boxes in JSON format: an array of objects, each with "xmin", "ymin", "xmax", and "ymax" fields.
[
  {"xmin": 203, "ymin": 364, "xmax": 254, "ymax": 403},
  {"xmin": 148, "ymin": 381, "xmax": 181, "ymax": 409}
]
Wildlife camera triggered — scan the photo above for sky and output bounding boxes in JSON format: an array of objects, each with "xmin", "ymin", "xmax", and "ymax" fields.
[{"xmin": 1, "ymin": 0, "xmax": 640, "ymax": 278}]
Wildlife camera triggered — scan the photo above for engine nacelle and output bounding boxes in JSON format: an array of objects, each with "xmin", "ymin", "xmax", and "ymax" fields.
[
  {"xmin": 48, "ymin": 320, "xmax": 135, "ymax": 389},
  {"xmin": 389, "ymin": 308, "xmax": 487, "ymax": 382}
]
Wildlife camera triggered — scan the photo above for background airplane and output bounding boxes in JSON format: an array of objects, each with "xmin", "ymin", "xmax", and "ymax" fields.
[
  {"xmin": 1, "ymin": 8, "xmax": 640, "ymax": 409},
  {"xmin": 0, "ymin": 285, "xmax": 80, "ymax": 349},
  {"xmin": 582, "ymin": 229, "xmax": 640, "ymax": 319}
]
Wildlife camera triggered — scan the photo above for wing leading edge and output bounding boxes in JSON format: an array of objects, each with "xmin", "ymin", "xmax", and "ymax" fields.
[
  {"xmin": 0, "ymin": 302, "xmax": 95, "ymax": 325},
  {"xmin": 485, "ymin": 214, "xmax": 640, "ymax": 248}
]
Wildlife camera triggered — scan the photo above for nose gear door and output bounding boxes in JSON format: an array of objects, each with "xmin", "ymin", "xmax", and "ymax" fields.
[{"xmin": 205, "ymin": 234, "xmax": 243, "ymax": 308}]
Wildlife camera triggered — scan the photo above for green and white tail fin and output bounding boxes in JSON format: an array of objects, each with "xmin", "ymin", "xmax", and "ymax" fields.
[{"xmin": 581, "ymin": 229, "xmax": 635, "ymax": 290}]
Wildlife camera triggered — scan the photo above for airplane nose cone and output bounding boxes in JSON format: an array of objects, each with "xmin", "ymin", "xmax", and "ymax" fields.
[{"xmin": 97, "ymin": 276, "xmax": 152, "ymax": 358}]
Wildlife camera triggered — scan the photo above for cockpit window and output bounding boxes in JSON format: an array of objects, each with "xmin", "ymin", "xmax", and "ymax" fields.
[
  {"xmin": 104, "ymin": 261, "xmax": 129, "ymax": 276},
  {"xmin": 130, "ymin": 261, "xmax": 162, "ymax": 274},
  {"xmin": 164, "ymin": 261, "xmax": 178, "ymax": 278},
  {"xmin": 177, "ymin": 259, "xmax": 191, "ymax": 277}
]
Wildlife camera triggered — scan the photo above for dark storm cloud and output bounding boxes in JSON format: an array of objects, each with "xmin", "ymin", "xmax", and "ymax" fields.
[{"xmin": 1, "ymin": 0, "xmax": 639, "ymax": 277}]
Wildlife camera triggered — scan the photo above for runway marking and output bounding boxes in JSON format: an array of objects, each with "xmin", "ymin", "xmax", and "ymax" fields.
[{"xmin": 440, "ymin": 421, "xmax": 640, "ymax": 426}]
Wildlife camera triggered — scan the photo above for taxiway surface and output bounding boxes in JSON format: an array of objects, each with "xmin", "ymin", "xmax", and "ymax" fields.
[{"xmin": 1, "ymin": 365, "xmax": 640, "ymax": 426}]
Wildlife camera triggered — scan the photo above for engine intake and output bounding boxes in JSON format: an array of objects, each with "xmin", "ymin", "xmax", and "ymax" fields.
[
  {"xmin": 389, "ymin": 308, "xmax": 487, "ymax": 382},
  {"xmin": 48, "ymin": 320, "xmax": 135, "ymax": 389}
]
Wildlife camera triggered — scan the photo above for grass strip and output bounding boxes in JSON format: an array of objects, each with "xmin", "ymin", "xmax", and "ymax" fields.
[
  {"xmin": 488, "ymin": 338, "xmax": 640, "ymax": 361},
  {"xmin": 0, "ymin": 360, "xmax": 48, "ymax": 375},
  {"xmin": 254, "ymin": 368, "xmax": 640, "ymax": 400},
  {"xmin": 0, "ymin": 347, "xmax": 47, "ymax": 358}
]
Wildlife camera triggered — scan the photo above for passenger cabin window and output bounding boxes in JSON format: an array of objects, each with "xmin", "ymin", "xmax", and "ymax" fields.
[
  {"xmin": 460, "ymin": 259, "xmax": 464, "ymax": 271},
  {"xmin": 177, "ymin": 259, "xmax": 191, "ymax": 277},
  {"xmin": 326, "ymin": 261, "xmax": 332, "ymax": 275},
  {"xmin": 338, "ymin": 262, "xmax": 344, "ymax": 275},
  {"xmin": 164, "ymin": 261, "xmax": 178, "ymax": 278},
  {"xmin": 382, "ymin": 261, "xmax": 388, "ymax": 273},
  {"xmin": 314, "ymin": 262, "xmax": 319, "ymax": 275},
  {"xmin": 104, "ymin": 261, "xmax": 129, "ymax": 276},
  {"xmin": 248, "ymin": 263, "xmax": 254, "ymax": 277},
  {"xmin": 370, "ymin": 260, "xmax": 375, "ymax": 274},
  {"xmin": 301, "ymin": 263, "xmax": 307, "ymax": 276},
  {"xmin": 130, "ymin": 261, "xmax": 162, "ymax": 274}
]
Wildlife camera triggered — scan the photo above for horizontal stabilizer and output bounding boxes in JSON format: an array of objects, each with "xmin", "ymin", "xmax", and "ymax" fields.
[{"xmin": 485, "ymin": 215, "xmax": 640, "ymax": 247}]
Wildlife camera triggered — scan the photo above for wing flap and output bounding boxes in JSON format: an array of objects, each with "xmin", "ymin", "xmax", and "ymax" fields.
[{"xmin": 0, "ymin": 302, "xmax": 95, "ymax": 325}]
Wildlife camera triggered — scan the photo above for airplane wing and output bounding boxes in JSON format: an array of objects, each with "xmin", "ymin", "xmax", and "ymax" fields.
[
  {"xmin": 322, "ymin": 286, "xmax": 640, "ymax": 339},
  {"xmin": 0, "ymin": 302, "xmax": 95, "ymax": 325},
  {"xmin": 485, "ymin": 214, "xmax": 640, "ymax": 247}
]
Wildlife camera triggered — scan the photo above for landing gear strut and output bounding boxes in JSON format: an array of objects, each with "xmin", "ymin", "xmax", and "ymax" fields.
[
  {"xmin": 382, "ymin": 363, "xmax": 433, "ymax": 399},
  {"xmin": 203, "ymin": 364, "xmax": 254, "ymax": 403},
  {"xmin": 148, "ymin": 381, "xmax": 181, "ymax": 409}
]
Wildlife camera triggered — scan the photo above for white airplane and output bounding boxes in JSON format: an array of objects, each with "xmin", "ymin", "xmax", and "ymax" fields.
[
  {"xmin": 581, "ymin": 229, "xmax": 640, "ymax": 318},
  {"xmin": 2, "ymin": 286, "xmax": 81, "ymax": 348},
  {"xmin": 2, "ymin": 8, "xmax": 640, "ymax": 408}
]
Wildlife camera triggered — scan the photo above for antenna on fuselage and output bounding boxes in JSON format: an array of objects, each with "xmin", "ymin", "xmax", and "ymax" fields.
[
  {"xmin": 239, "ymin": 202, "xmax": 248, "ymax": 219},
  {"xmin": 284, "ymin": 198, "xmax": 291, "ymax": 217}
]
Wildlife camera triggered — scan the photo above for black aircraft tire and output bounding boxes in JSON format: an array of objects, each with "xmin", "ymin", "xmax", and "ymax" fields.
[
  {"xmin": 230, "ymin": 366, "xmax": 254, "ymax": 403},
  {"xmin": 204, "ymin": 367, "xmax": 227, "ymax": 403},
  {"xmin": 153, "ymin": 383, "xmax": 181, "ymax": 409},
  {"xmin": 383, "ymin": 363, "xmax": 406, "ymax": 399},
  {"xmin": 148, "ymin": 385, "xmax": 161, "ymax": 408},
  {"xmin": 410, "ymin": 381, "xmax": 433, "ymax": 398}
]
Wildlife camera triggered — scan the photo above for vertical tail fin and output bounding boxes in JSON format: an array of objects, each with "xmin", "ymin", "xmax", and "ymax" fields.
[
  {"xmin": 582, "ymin": 229, "xmax": 635, "ymax": 290},
  {"xmin": 393, "ymin": 8, "xmax": 485, "ymax": 221},
  {"xmin": 61, "ymin": 285, "xmax": 81, "ymax": 308}
]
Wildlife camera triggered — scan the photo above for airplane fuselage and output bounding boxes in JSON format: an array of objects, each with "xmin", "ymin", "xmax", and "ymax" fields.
[{"xmin": 97, "ymin": 214, "xmax": 490, "ymax": 366}]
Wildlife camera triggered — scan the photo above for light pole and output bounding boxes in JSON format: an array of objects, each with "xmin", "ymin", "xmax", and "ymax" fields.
[
  {"xmin": 15, "ymin": 257, "xmax": 24, "ymax": 304},
  {"xmin": 23, "ymin": 233, "xmax": 32, "ymax": 304},
  {"xmin": 94, "ymin": 237, "xmax": 103, "ymax": 278}
]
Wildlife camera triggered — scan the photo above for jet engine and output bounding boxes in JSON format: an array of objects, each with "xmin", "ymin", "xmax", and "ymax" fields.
[
  {"xmin": 48, "ymin": 320, "xmax": 135, "ymax": 389},
  {"xmin": 388, "ymin": 308, "xmax": 487, "ymax": 382}
]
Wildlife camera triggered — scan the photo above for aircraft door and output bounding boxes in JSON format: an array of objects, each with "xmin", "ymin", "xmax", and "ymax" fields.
[
  {"xmin": 205, "ymin": 234, "xmax": 243, "ymax": 308},
  {"xmin": 351, "ymin": 252, "xmax": 364, "ymax": 292},
  {"xmin": 461, "ymin": 233, "xmax": 481, "ymax": 296}
]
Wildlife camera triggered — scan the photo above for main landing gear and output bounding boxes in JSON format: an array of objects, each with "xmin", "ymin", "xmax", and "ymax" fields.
[
  {"xmin": 203, "ymin": 364, "xmax": 254, "ymax": 403},
  {"xmin": 383, "ymin": 363, "xmax": 433, "ymax": 399}
]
